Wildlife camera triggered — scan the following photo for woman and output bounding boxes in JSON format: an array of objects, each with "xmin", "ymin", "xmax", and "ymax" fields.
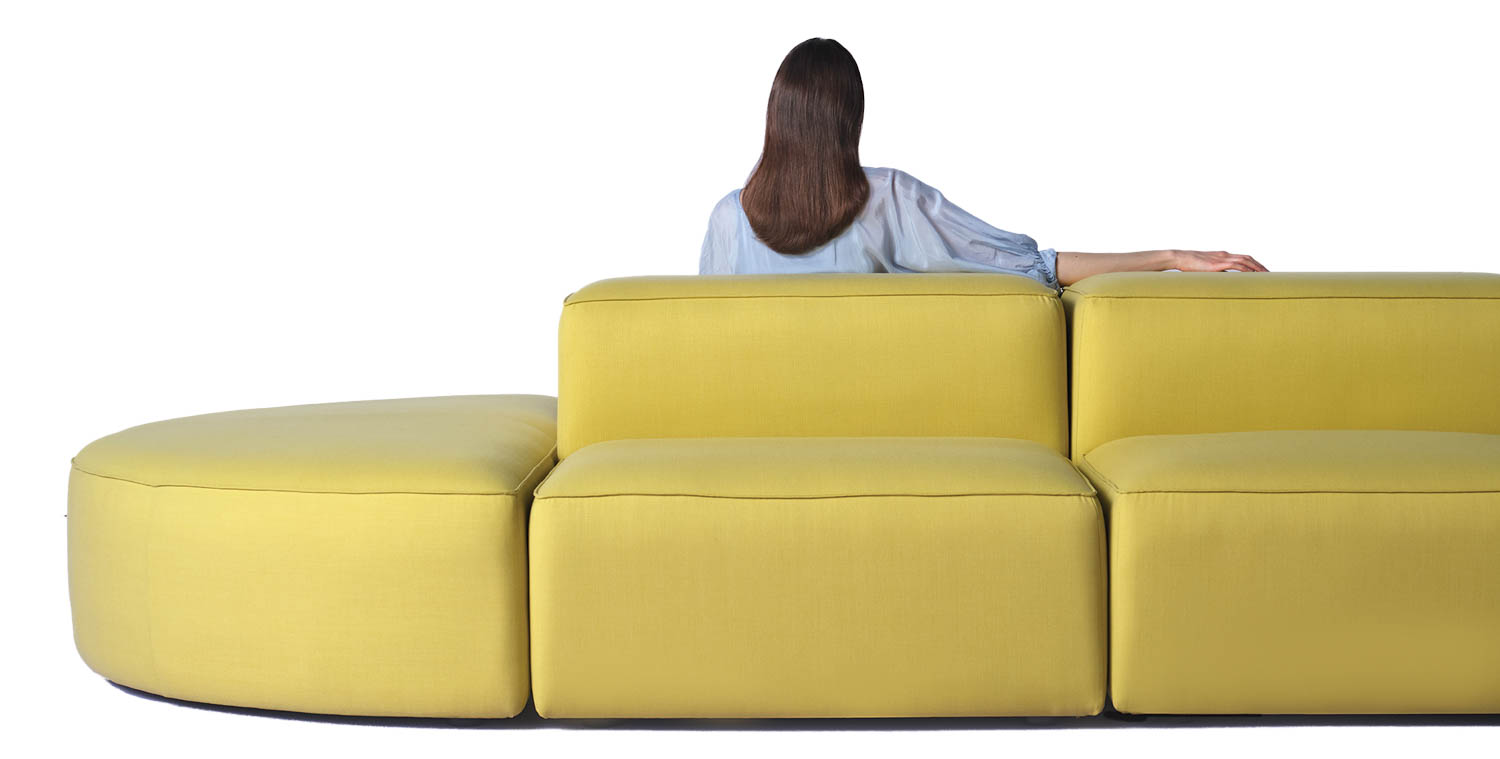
[{"xmin": 700, "ymin": 38, "xmax": 1267, "ymax": 289}]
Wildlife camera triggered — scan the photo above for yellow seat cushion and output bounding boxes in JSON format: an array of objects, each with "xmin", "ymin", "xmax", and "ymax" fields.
[
  {"xmin": 530, "ymin": 436, "xmax": 1106, "ymax": 718},
  {"xmin": 1086, "ymin": 429, "xmax": 1500, "ymax": 493},
  {"xmin": 73, "ymin": 394, "xmax": 556, "ymax": 493},
  {"xmin": 1079, "ymin": 430, "xmax": 1500, "ymax": 714},
  {"xmin": 68, "ymin": 395, "xmax": 556, "ymax": 718}
]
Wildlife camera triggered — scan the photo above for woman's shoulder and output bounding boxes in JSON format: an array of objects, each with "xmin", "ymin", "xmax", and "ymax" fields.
[
  {"xmin": 708, "ymin": 188, "xmax": 743, "ymax": 225},
  {"xmin": 861, "ymin": 165, "xmax": 931, "ymax": 196},
  {"xmin": 713, "ymin": 187, "xmax": 742, "ymax": 206},
  {"xmin": 862, "ymin": 165, "xmax": 902, "ymax": 185}
]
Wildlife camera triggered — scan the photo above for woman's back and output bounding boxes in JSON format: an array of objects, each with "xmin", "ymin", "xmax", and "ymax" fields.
[
  {"xmin": 704, "ymin": 38, "xmax": 1266, "ymax": 290},
  {"xmin": 699, "ymin": 166, "xmax": 1061, "ymax": 292}
]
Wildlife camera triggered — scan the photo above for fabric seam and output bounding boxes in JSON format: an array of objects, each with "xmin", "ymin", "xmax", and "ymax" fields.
[
  {"xmin": 1059, "ymin": 294, "xmax": 1500, "ymax": 301},
  {"xmin": 564, "ymin": 292, "xmax": 1058, "ymax": 306},
  {"xmin": 1076, "ymin": 456, "xmax": 1123, "ymax": 493},
  {"xmin": 1077, "ymin": 454, "xmax": 1499, "ymax": 495},
  {"xmin": 1090, "ymin": 486, "xmax": 1500, "ymax": 495},
  {"xmin": 535, "ymin": 491, "xmax": 1096, "ymax": 501},
  {"xmin": 70, "ymin": 446, "xmax": 560, "ymax": 497}
]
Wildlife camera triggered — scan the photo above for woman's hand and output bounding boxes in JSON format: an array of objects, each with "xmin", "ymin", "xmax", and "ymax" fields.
[
  {"xmin": 1168, "ymin": 250, "xmax": 1269, "ymax": 273},
  {"xmin": 1056, "ymin": 249, "xmax": 1269, "ymax": 286}
]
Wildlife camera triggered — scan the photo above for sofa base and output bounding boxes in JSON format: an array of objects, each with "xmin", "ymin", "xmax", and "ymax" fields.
[
  {"xmin": 1082, "ymin": 430, "xmax": 1500, "ymax": 715},
  {"xmin": 530, "ymin": 436, "xmax": 1107, "ymax": 718}
]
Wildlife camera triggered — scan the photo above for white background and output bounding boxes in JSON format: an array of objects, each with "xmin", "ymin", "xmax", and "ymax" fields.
[{"xmin": 3, "ymin": 0, "xmax": 1496, "ymax": 756}]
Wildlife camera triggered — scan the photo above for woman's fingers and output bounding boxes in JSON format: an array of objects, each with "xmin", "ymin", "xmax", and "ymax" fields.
[
  {"xmin": 1208, "ymin": 254, "xmax": 1245, "ymax": 272},
  {"xmin": 1227, "ymin": 253, "xmax": 1266, "ymax": 272},
  {"xmin": 1212, "ymin": 252, "xmax": 1268, "ymax": 272},
  {"xmin": 1175, "ymin": 250, "xmax": 1267, "ymax": 273}
]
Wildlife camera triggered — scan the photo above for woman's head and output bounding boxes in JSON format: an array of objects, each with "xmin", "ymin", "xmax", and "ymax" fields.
[{"xmin": 742, "ymin": 37, "xmax": 869, "ymax": 255}]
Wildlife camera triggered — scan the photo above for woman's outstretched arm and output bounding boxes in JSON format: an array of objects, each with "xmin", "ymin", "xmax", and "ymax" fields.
[{"xmin": 1055, "ymin": 250, "xmax": 1268, "ymax": 286}]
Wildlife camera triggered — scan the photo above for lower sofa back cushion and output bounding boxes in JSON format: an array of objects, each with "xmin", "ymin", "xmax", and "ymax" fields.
[
  {"xmin": 1062, "ymin": 272, "xmax": 1500, "ymax": 458},
  {"xmin": 557, "ymin": 273, "xmax": 1069, "ymax": 458}
]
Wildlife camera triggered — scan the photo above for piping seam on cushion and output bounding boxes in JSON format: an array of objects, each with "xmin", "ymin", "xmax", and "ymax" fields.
[
  {"xmin": 1057, "ymin": 294, "xmax": 1500, "ymax": 301},
  {"xmin": 534, "ymin": 492, "xmax": 1099, "ymax": 501},
  {"xmin": 1077, "ymin": 456, "xmax": 1124, "ymax": 494},
  {"xmin": 563, "ymin": 293, "xmax": 1060, "ymax": 306},
  {"xmin": 68, "ymin": 447, "xmax": 559, "ymax": 497},
  {"xmin": 1076, "ymin": 486, "xmax": 1500, "ymax": 495},
  {"xmin": 1079, "ymin": 453, "xmax": 1500, "ymax": 495},
  {"xmin": 509, "ymin": 445, "xmax": 559, "ymax": 497},
  {"xmin": 1076, "ymin": 457, "xmax": 1499, "ymax": 496}
]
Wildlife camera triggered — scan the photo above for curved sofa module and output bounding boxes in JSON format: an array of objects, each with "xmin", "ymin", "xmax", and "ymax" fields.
[{"xmin": 68, "ymin": 394, "xmax": 557, "ymax": 718}]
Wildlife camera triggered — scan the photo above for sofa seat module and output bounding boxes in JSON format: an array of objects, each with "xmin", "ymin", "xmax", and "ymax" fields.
[
  {"xmin": 1064, "ymin": 271, "xmax": 1500, "ymax": 715},
  {"xmin": 543, "ymin": 272, "xmax": 1097, "ymax": 718},
  {"xmin": 530, "ymin": 436, "xmax": 1106, "ymax": 719},
  {"xmin": 68, "ymin": 394, "xmax": 557, "ymax": 718},
  {"xmin": 1080, "ymin": 430, "xmax": 1500, "ymax": 715}
]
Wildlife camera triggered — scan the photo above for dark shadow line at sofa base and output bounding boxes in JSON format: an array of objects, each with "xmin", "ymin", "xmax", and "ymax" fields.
[{"xmin": 107, "ymin": 682, "xmax": 1500, "ymax": 731}]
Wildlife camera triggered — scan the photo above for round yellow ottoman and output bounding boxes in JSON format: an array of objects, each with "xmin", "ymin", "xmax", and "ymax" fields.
[{"xmin": 67, "ymin": 394, "xmax": 557, "ymax": 718}]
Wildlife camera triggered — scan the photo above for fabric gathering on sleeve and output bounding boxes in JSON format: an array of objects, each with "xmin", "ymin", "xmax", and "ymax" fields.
[
  {"xmin": 698, "ymin": 192, "xmax": 739, "ymax": 275},
  {"xmin": 698, "ymin": 222, "xmax": 721, "ymax": 274},
  {"xmin": 881, "ymin": 169, "xmax": 1061, "ymax": 292}
]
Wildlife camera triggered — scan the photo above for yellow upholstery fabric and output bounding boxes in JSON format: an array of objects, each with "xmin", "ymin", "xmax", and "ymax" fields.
[
  {"xmin": 1081, "ymin": 430, "xmax": 1500, "ymax": 714},
  {"xmin": 557, "ymin": 274, "xmax": 1069, "ymax": 458},
  {"xmin": 74, "ymin": 394, "xmax": 556, "ymax": 493},
  {"xmin": 539, "ymin": 436, "xmax": 1092, "ymax": 498},
  {"xmin": 68, "ymin": 395, "xmax": 557, "ymax": 718},
  {"xmin": 530, "ymin": 437, "xmax": 1106, "ymax": 718},
  {"xmin": 1086, "ymin": 429, "xmax": 1500, "ymax": 493},
  {"xmin": 1062, "ymin": 271, "xmax": 1500, "ymax": 458}
]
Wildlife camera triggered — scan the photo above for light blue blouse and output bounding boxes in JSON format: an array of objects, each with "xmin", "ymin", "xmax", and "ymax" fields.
[{"xmin": 699, "ymin": 166, "xmax": 1060, "ymax": 291}]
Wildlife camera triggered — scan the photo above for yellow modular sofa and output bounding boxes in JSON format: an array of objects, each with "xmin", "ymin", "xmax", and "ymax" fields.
[{"xmin": 67, "ymin": 271, "xmax": 1500, "ymax": 719}]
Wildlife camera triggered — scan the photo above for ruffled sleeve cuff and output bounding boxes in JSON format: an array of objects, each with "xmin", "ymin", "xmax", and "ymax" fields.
[{"xmin": 1037, "ymin": 247, "xmax": 1061, "ymax": 292}]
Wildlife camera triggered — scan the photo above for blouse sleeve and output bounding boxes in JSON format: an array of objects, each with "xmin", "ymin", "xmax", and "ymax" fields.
[
  {"xmin": 884, "ymin": 170, "xmax": 1060, "ymax": 291},
  {"xmin": 698, "ymin": 192, "xmax": 738, "ymax": 275}
]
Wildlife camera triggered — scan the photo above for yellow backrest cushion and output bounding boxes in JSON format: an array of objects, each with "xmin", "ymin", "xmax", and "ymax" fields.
[
  {"xmin": 557, "ymin": 274, "xmax": 1068, "ymax": 458},
  {"xmin": 1063, "ymin": 271, "xmax": 1500, "ymax": 457}
]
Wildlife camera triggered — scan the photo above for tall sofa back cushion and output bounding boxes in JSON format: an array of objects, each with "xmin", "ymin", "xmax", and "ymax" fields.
[
  {"xmin": 557, "ymin": 273, "xmax": 1069, "ymax": 458},
  {"xmin": 1062, "ymin": 271, "xmax": 1500, "ymax": 458}
]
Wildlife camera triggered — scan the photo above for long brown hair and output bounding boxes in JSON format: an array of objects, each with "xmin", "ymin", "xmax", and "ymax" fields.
[{"xmin": 741, "ymin": 38, "xmax": 869, "ymax": 255}]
